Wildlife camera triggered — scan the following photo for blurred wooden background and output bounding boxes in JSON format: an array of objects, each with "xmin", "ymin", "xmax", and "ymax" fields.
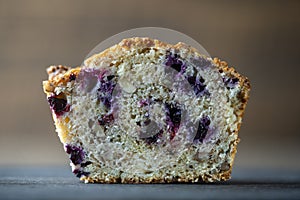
[{"xmin": 0, "ymin": 0, "xmax": 299, "ymax": 170}]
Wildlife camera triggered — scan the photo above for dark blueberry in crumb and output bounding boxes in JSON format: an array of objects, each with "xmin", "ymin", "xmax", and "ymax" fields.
[
  {"xmin": 69, "ymin": 73, "xmax": 76, "ymax": 81},
  {"xmin": 165, "ymin": 103, "xmax": 181, "ymax": 140},
  {"xmin": 65, "ymin": 144, "xmax": 85, "ymax": 165},
  {"xmin": 232, "ymin": 78, "xmax": 239, "ymax": 84},
  {"xmin": 106, "ymin": 75, "xmax": 115, "ymax": 81},
  {"xmin": 199, "ymin": 77, "xmax": 205, "ymax": 83},
  {"xmin": 99, "ymin": 79, "xmax": 115, "ymax": 94},
  {"xmin": 223, "ymin": 77, "xmax": 239, "ymax": 89},
  {"xmin": 165, "ymin": 104, "xmax": 181, "ymax": 124},
  {"xmin": 47, "ymin": 96, "xmax": 70, "ymax": 116},
  {"xmin": 143, "ymin": 118, "xmax": 151, "ymax": 126},
  {"xmin": 97, "ymin": 75, "xmax": 117, "ymax": 109},
  {"xmin": 145, "ymin": 129, "xmax": 163, "ymax": 144},
  {"xmin": 187, "ymin": 76, "xmax": 196, "ymax": 85},
  {"xmin": 76, "ymin": 170, "xmax": 90, "ymax": 178},
  {"xmin": 187, "ymin": 76, "xmax": 210, "ymax": 97},
  {"xmin": 81, "ymin": 161, "xmax": 92, "ymax": 167},
  {"xmin": 99, "ymin": 95, "xmax": 113, "ymax": 109},
  {"xmin": 194, "ymin": 116, "xmax": 211, "ymax": 142},
  {"xmin": 139, "ymin": 99, "xmax": 150, "ymax": 107},
  {"xmin": 98, "ymin": 113, "xmax": 114, "ymax": 126},
  {"xmin": 165, "ymin": 51, "xmax": 186, "ymax": 73}
]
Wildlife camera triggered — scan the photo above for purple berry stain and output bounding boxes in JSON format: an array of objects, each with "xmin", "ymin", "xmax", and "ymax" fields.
[
  {"xmin": 98, "ymin": 113, "xmax": 114, "ymax": 126},
  {"xmin": 65, "ymin": 144, "xmax": 91, "ymax": 178},
  {"xmin": 165, "ymin": 103, "xmax": 181, "ymax": 140},
  {"xmin": 223, "ymin": 77, "xmax": 239, "ymax": 89},
  {"xmin": 81, "ymin": 161, "xmax": 92, "ymax": 167},
  {"xmin": 194, "ymin": 116, "xmax": 211, "ymax": 143},
  {"xmin": 187, "ymin": 75, "xmax": 210, "ymax": 97},
  {"xmin": 65, "ymin": 144, "xmax": 85, "ymax": 165},
  {"xmin": 139, "ymin": 99, "xmax": 150, "ymax": 107},
  {"xmin": 165, "ymin": 51, "xmax": 186, "ymax": 73},
  {"xmin": 47, "ymin": 95, "xmax": 70, "ymax": 116},
  {"xmin": 165, "ymin": 51, "xmax": 209, "ymax": 97},
  {"xmin": 97, "ymin": 74, "xmax": 117, "ymax": 109}
]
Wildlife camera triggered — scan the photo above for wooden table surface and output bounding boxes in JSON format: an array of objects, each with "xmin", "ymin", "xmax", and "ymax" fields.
[{"xmin": 0, "ymin": 167, "xmax": 299, "ymax": 200}]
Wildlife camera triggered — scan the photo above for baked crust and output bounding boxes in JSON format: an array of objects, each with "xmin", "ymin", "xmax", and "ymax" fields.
[
  {"xmin": 212, "ymin": 58, "xmax": 250, "ymax": 181},
  {"xmin": 43, "ymin": 37, "xmax": 250, "ymax": 183}
]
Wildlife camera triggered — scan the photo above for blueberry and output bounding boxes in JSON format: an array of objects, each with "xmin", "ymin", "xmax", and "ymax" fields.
[
  {"xmin": 99, "ymin": 95, "xmax": 113, "ymax": 109},
  {"xmin": 65, "ymin": 145, "xmax": 90, "ymax": 179},
  {"xmin": 144, "ymin": 129, "xmax": 163, "ymax": 144},
  {"xmin": 136, "ymin": 121, "xmax": 141, "ymax": 126},
  {"xmin": 74, "ymin": 167, "xmax": 90, "ymax": 178},
  {"xmin": 187, "ymin": 76, "xmax": 210, "ymax": 97},
  {"xmin": 69, "ymin": 73, "xmax": 76, "ymax": 81},
  {"xmin": 223, "ymin": 77, "xmax": 239, "ymax": 89},
  {"xmin": 81, "ymin": 161, "xmax": 92, "ymax": 167},
  {"xmin": 165, "ymin": 103, "xmax": 181, "ymax": 124},
  {"xmin": 165, "ymin": 52, "xmax": 210, "ymax": 97},
  {"xmin": 97, "ymin": 75, "xmax": 117, "ymax": 109},
  {"xmin": 47, "ymin": 96, "xmax": 70, "ymax": 116},
  {"xmin": 75, "ymin": 170, "xmax": 90, "ymax": 178},
  {"xmin": 194, "ymin": 116, "xmax": 211, "ymax": 142},
  {"xmin": 98, "ymin": 113, "xmax": 114, "ymax": 126},
  {"xmin": 143, "ymin": 118, "xmax": 151, "ymax": 126},
  {"xmin": 165, "ymin": 51, "xmax": 186, "ymax": 73},
  {"xmin": 187, "ymin": 76, "xmax": 195, "ymax": 85},
  {"xmin": 165, "ymin": 103, "xmax": 181, "ymax": 140},
  {"xmin": 106, "ymin": 75, "xmax": 116, "ymax": 81},
  {"xmin": 65, "ymin": 144, "xmax": 85, "ymax": 165},
  {"xmin": 139, "ymin": 99, "xmax": 150, "ymax": 107}
]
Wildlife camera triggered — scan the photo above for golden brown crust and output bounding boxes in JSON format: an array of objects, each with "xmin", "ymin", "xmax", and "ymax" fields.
[
  {"xmin": 43, "ymin": 66, "xmax": 81, "ymax": 94},
  {"xmin": 43, "ymin": 37, "xmax": 250, "ymax": 183},
  {"xmin": 213, "ymin": 58, "xmax": 251, "ymax": 109},
  {"xmin": 212, "ymin": 58, "xmax": 250, "ymax": 181},
  {"xmin": 81, "ymin": 176, "xmax": 206, "ymax": 184},
  {"xmin": 83, "ymin": 37, "xmax": 172, "ymax": 68}
]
